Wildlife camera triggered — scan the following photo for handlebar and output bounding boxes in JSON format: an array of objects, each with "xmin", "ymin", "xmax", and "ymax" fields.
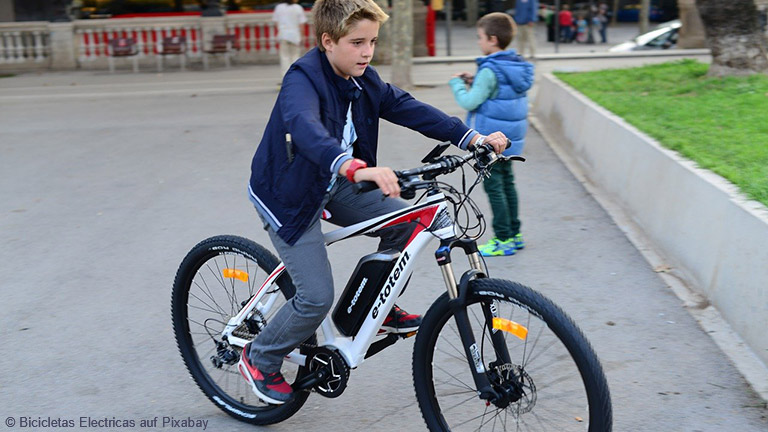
[{"xmin": 352, "ymin": 140, "xmax": 525, "ymax": 198}]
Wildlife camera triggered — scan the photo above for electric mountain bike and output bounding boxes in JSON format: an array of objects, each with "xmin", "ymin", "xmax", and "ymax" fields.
[{"xmin": 171, "ymin": 142, "xmax": 613, "ymax": 431}]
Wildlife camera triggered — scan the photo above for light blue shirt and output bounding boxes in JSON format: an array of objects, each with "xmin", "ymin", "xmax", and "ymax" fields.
[
  {"xmin": 449, "ymin": 68, "xmax": 498, "ymax": 119},
  {"xmin": 327, "ymin": 101, "xmax": 357, "ymax": 191}
]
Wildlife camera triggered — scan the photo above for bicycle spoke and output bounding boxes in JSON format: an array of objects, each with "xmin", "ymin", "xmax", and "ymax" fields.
[
  {"xmin": 434, "ymin": 363, "xmax": 477, "ymax": 393},
  {"xmin": 209, "ymin": 260, "xmax": 237, "ymax": 315},
  {"xmin": 521, "ymin": 332, "xmax": 560, "ymax": 368},
  {"xmin": 189, "ymin": 290, "xmax": 227, "ymax": 318},
  {"xmin": 215, "ymin": 256, "xmax": 238, "ymax": 314},
  {"xmin": 193, "ymin": 276, "xmax": 228, "ymax": 317},
  {"xmin": 436, "ymin": 342, "xmax": 471, "ymax": 363},
  {"xmin": 188, "ymin": 302, "xmax": 226, "ymax": 316},
  {"xmin": 441, "ymin": 392, "xmax": 481, "ymax": 414},
  {"xmin": 478, "ymin": 405, "xmax": 490, "ymax": 432}
]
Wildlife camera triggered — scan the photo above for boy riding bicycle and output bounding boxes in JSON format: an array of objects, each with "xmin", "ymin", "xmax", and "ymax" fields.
[{"xmin": 241, "ymin": 0, "xmax": 509, "ymax": 404}]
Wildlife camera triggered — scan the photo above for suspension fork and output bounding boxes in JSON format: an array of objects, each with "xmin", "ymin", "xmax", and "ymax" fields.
[
  {"xmin": 439, "ymin": 240, "xmax": 512, "ymax": 364},
  {"xmin": 435, "ymin": 238, "xmax": 503, "ymax": 400}
]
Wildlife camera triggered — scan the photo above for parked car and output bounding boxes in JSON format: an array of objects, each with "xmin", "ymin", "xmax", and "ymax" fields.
[{"xmin": 609, "ymin": 19, "xmax": 681, "ymax": 52}]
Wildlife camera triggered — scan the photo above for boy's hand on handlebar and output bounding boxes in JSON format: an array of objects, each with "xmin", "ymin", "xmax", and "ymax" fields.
[
  {"xmin": 480, "ymin": 132, "xmax": 510, "ymax": 154},
  {"xmin": 355, "ymin": 167, "xmax": 401, "ymax": 198}
]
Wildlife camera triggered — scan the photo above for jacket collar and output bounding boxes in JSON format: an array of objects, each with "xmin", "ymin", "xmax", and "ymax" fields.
[
  {"xmin": 317, "ymin": 48, "xmax": 364, "ymax": 101},
  {"xmin": 476, "ymin": 49, "xmax": 524, "ymax": 66}
]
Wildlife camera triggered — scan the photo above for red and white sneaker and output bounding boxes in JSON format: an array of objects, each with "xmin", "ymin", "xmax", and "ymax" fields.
[
  {"xmin": 238, "ymin": 343, "xmax": 293, "ymax": 405},
  {"xmin": 379, "ymin": 305, "xmax": 422, "ymax": 335}
]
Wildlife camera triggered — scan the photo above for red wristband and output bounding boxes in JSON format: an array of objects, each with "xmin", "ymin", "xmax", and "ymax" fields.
[{"xmin": 345, "ymin": 159, "xmax": 368, "ymax": 183}]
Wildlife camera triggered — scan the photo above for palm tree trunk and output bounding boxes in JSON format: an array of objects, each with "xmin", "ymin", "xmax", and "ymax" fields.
[
  {"xmin": 639, "ymin": 0, "xmax": 650, "ymax": 34},
  {"xmin": 373, "ymin": 0, "xmax": 392, "ymax": 64},
  {"xmin": 695, "ymin": 0, "xmax": 768, "ymax": 76},
  {"xmin": 391, "ymin": 0, "xmax": 413, "ymax": 89}
]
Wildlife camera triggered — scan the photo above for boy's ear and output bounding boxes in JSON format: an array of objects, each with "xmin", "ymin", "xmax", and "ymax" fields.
[
  {"xmin": 489, "ymin": 35, "xmax": 499, "ymax": 47},
  {"xmin": 321, "ymin": 32, "xmax": 334, "ymax": 52}
]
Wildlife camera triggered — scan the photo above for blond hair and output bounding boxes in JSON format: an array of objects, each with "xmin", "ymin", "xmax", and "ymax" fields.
[
  {"xmin": 477, "ymin": 12, "xmax": 517, "ymax": 49},
  {"xmin": 312, "ymin": 0, "xmax": 389, "ymax": 51}
]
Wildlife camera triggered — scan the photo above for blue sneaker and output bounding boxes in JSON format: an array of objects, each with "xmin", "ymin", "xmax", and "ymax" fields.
[
  {"xmin": 479, "ymin": 238, "xmax": 516, "ymax": 256},
  {"xmin": 513, "ymin": 233, "xmax": 525, "ymax": 250},
  {"xmin": 478, "ymin": 237, "xmax": 501, "ymax": 252}
]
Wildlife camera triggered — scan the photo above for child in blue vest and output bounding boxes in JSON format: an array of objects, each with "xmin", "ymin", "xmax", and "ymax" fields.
[{"xmin": 450, "ymin": 12, "xmax": 534, "ymax": 256}]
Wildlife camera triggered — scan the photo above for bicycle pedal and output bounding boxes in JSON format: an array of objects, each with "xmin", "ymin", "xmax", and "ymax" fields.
[{"xmin": 400, "ymin": 330, "xmax": 418, "ymax": 339}]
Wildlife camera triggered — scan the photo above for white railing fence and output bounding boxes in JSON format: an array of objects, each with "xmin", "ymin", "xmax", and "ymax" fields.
[
  {"xmin": 72, "ymin": 14, "xmax": 312, "ymax": 70},
  {"xmin": 0, "ymin": 22, "xmax": 50, "ymax": 67},
  {"xmin": 0, "ymin": 8, "xmax": 426, "ymax": 72},
  {"xmin": 0, "ymin": 13, "xmax": 313, "ymax": 71}
]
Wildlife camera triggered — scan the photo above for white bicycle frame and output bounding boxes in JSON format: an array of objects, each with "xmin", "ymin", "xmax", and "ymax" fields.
[{"xmin": 220, "ymin": 192, "xmax": 457, "ymax": 369}]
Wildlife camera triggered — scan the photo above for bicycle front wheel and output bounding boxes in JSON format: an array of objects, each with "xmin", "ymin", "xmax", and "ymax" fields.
[
  {"xmin": 413, "ymin": 278, "xmax": 612, "ymax": 431},
  {"xmin": 171, "ymin": 235, "xmax": 314, "ymax": 425}
]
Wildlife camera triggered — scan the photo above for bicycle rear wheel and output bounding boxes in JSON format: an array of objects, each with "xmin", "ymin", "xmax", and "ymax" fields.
[
  {"xmin": 171, "ymin": 235, "xmax": 314, "ymax": 425},
  {"xmin": 413, "ymin": 278, "xmax": 612, "ymax": 431}
]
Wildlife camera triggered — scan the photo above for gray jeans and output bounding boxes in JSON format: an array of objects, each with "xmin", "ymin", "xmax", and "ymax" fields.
[{"xmin": 249, "ymin": 177, "xmax": 412, "ymax": 373}]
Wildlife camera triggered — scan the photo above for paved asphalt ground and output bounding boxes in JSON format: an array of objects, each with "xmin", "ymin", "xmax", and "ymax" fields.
[{"xmin": 1, "ymin": 22, "xmax": 767, "ymax": 431}]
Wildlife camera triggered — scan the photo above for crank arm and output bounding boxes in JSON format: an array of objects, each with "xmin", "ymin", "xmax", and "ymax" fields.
[{"xmin": 292, "ymin": 366, "xmax": 330, "ymax": 392}]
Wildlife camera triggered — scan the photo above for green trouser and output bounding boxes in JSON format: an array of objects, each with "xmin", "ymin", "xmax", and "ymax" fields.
[{"xmin": 482, "ymin": 160, "xmax": 520, "ymax": 240}]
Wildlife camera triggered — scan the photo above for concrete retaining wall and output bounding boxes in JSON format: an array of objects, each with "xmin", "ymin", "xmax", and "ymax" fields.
[{"xmin": 533, "ymin": 73, "xmax": 768, "ymax": 369}]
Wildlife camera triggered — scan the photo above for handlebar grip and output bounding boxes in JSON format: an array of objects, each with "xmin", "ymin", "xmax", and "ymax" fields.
[
  {"xmin": 477, "ymin": 138, "xmax": 512, "ymax": 154},
  {"xmin": 353, "ymin": 181, "xmax": 380, "ymax": 194}
]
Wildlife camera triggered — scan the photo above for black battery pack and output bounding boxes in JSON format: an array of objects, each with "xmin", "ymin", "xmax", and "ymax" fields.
[{"xmin": 333, "ymin": 250, "xmax": 400, "ymax": 337}]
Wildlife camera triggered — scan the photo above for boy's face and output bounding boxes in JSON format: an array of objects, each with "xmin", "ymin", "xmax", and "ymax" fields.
[
  {"xmin": 322, "ymin": 18, "xmax": 379, "ymax": 80},
  {"xmin": 476, "ymin": 27, "xmax": 497, "ymax": 56}
]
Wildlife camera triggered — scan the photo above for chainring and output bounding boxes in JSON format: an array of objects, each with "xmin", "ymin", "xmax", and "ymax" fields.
[{"xmin": 306, "ymin": 346, "xmax": 350, "ymax": 398}]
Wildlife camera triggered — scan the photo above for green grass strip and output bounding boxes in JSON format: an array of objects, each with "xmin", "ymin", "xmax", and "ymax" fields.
[{"xmin": 554, "ymin": 59, "xmax": 768, "ymax": 207}]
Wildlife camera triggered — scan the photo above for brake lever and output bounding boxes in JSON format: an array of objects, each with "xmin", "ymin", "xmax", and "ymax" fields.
[{"xmin": 502, "ymin": 155, "xmax": 526, "ymax": 162}]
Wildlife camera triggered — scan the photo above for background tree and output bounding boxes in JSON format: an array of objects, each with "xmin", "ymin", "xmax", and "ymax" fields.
[
  {"xmin": 390, "ymin": 0, "xmax": 413, "ymax": 88},
  {"xmin": 466, "ymin": 0, "xmax": 478, "ymax": 26},
  {"xmin": 695, "ymin": 0, "xmax": 768, "ymax": 76},
  {"xmin": 639, "ymin": 0, "xmax": 650, "ymax": 33},
  {"xmin": 373, "ymin": 0, "xmax": 391, "ymax": 64}
]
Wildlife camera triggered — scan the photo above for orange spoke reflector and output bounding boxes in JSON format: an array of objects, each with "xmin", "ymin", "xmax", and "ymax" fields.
[
  {"xmin": 222, "ymin": 268, "xmax": 249, "ymax": 283},
  {"xmin": 492, "ymin": 317, "xmax": 528, "ymax": 340}
]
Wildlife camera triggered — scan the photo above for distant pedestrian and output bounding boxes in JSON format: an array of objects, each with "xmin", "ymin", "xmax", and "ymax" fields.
[
  {"xmin": 273, "ymin": 0, "xmax": 307, "ymax": 77},
  {"xmin": 558, "ymin": 4, "xmax": 573, "ymax": 43},
  {"xmin": 576, "ymin": 14, "xmax": 587, "ymax": 43},
  {"xmin": 597, "ymin": 3, "xmax": 609, "ymax": 43},
  {"xmin": 513, "ymin": 0, "xmax": 538, "ymax": 58},
  {"xmin": 542, "ymin": 5, "xmax": 556, "ymax": 42},
  {"xmin": 587, "ymin": 3, "xmax": 598, "ymax": 43},
  {"xmin": 449, "ymin": 12, "xmax": 534, "ymax": 257}
]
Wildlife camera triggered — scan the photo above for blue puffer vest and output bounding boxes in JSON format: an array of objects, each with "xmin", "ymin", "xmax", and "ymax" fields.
[{"xmin": 468, "ymin": 50, "xmax": 534, "ymax": 156}]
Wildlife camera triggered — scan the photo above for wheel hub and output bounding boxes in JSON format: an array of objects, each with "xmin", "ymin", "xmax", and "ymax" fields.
[{"xmin": 488, "ymin": 362, "xmax": 537, "ymax": 413}]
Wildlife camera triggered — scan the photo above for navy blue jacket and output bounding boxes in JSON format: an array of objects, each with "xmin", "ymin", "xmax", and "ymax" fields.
[{"xmin": 249, "ymin": 48, "xmax": 475, "ymax": 245}]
